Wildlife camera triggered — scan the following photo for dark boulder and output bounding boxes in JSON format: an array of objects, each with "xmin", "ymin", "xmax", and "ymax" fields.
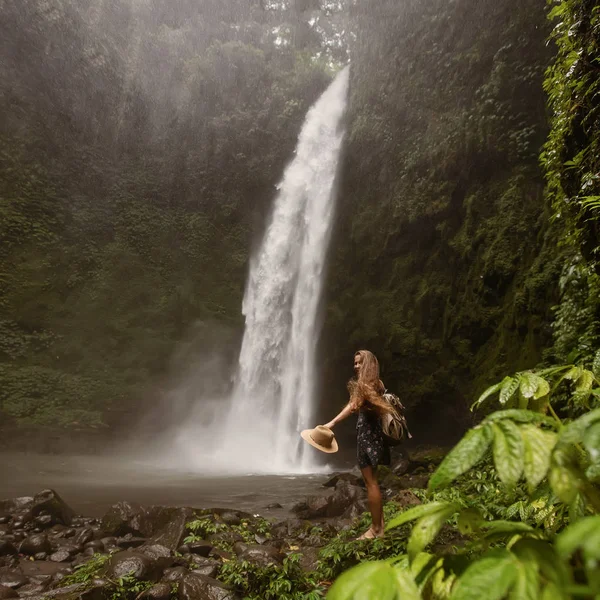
[
  {"xmin": 105, "ymin": 551, "xmax": 160, "ymax": 582},
  {"xmin": 19, "ymin": 534, "xmax": 51, "ymax": 556},
  {"xmin": 74, "ymin": 529, "xmax": 94, "ymax": 546},
  {"xmin": 391, "ymin": 456, "xmax": 411, "ymax": 476},
  {"xmin": 233, "ymin": 543, "xmax": 283, "ymax": 567},
  {"xmin": 0, "ymin": 543, "xmax": 17, "ymax": 558},
  {"xmin": 31, "ymin": 491, "xmax": 75, "ymax": 526},
  {"xmin": 326, "ymin": 481, "xmax": 366, "ymax": 517},
  {"xmin": 0, "ymin": 585, "xmax": 18, "ymax": 599},
  {"xmin": 178, "ymin": 573, "xmax": 238, "ymax": 600},
  {"xmin": 0, "ymin": 571, "xmax": 28, "ymax": 590},
  {"xmin": 116, "ymin": 536, "xmax": 147, "ymax": 549},
  {"xmin": 187, "ymin": 541, "xmax": 213, "ymax": 558},
  {"xmin": 322, "ymin": 473, "xmax": 363, "ymax": 488},
  {"xmin": 392, "ymin": 490, "xmax": 422, "ymax": 507},
  {"xmin": 139, "ymin": 545, "xmax": 172, "ymax": 561},
  {"xmin": 49, "ymin": 550, "xmax": 72, "ymax": 563},
  {"xmin": 216, "ymin": 513, "xmax": 240, "ymax": 527},
  {"xmin": 138, "ymin": 583, "xmax": 172, "ymax": 600},
  {"xmin": 161, "ymin": 567, "xmax": 188, "ymax": 584},
  {"xmin": 270, "ymin": 519, "xmax": 311, "ymax": 540},
  {"xmin": 291, "ymin": 496, "xmax": 330, "ymax": 520}
]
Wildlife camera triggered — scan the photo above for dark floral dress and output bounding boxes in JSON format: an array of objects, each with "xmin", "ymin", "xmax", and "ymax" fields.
[{"xmin": 356, "ymin": 408, "xmax": 391, "ymax": 469}]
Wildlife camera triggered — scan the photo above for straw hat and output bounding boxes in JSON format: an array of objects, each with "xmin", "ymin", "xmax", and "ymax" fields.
[{"xmin": 300, "ymin": 425, "xmax": 338, "ymax": 453}]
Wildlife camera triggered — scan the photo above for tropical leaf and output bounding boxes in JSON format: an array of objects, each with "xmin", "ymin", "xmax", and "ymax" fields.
[
  {"xmin": 386, "ymin": 502, "xmax": 460, "ymax": 532},
  {"xmin": 559, "ymin": 408, "xmax": 600, "ymax": 444},
  {"xmin": 471, "ymin": 381, "xmax": 503, "ymax": 410},
  {"xmin": 492, "ymin": 420, "xmax": 524, "ymax": 486},
  {"xmin": 483, "ymin": 410, "xmax": 557, "ymax": 427},
  {"xmin": 500, "ymin": 377, "xmax": 520, "ymax": 406},
  {"xmin": 449, "ymin": 550, "xmax": 517, "ymax": 600},
  {"xmin": 582, "ymin": 421, "xmax": 600, "ymax": 463},
  {"xmin": 549, "ymin": 466, "xmax": 578, "ymax": 504},
  {"xmin": 509, "ymin": 560, "xmax": 540, "ymax": 600},
  {"xmin": 522, "ymin": 425, "xmax": 556, "ymax": 492},
  {"xmin": 556, "ymin": 515, "xmax": 600, "ymax": 561},
  {"xmin": 326, "ymin": 560, "xmax": 399, "ymax": 600},
  {"xmin": 393, "ymin": 567, "xmax": 422, "ymax": 600},
  {"xmin": 564, "ymin": 366, "xmax": 582, "ymax": 381},
  {"xmin": 575, "ymin": 369, "xmax": 594, "ymax": 392},
  {"xmin": 533, "ymin": 377, "xmax": 550, "ymax": 399},
  {"xmin": 520, "ymin": 373, "xmax": 539, "ymax": 399},
  {"xmin": 428, "ymin": 425, "xmax": 493, "ymax": 491},
  {"xmin": 407, "ymin": 504, "xmax": 459, "ymax": 561}
]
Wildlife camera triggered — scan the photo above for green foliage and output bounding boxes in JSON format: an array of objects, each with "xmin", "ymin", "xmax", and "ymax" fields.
[
  {"xmin": 61, "ymin": 553, "xmax": 112, "ymax": 585},
  {"xmin": 326, "ymin": 358, "xmax": 600, "ymax": 599},
  {"xmin": 219, "ymin": 554, "xmax": 324, "ymax": 600},
  {"xmin": 542, "ymin": 0, "xmax": 600, "ymax": 364}
]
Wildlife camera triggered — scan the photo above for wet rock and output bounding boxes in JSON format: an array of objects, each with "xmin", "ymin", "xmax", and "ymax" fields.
[
  {"xmin": 31, "ymin": 491, "xmax": 75, "ymax": 527},
  {"xmin": 84, "ymin": 541, "xmax": 104, "ymax": 553},
  {"xmin": 178, "ymin": 573, "xmax": 238, "ymax": 600},
  {"xmin": 105, "ymin": 551, "xmax": 159, "ymax": 581},
  {"xmin": 397, "ymin": 474, "xmax": 429, "ymax": 489},
  {"xmin": 265, "ymin": 503, "xmax": 282, "ymax": 510},
  {"xmin": 270, "ymin": 519, "xmax": 311, "ymax": 540},
  {"xmin": 161, "ymin": 567, "xmax": 188, "ymax": 584},
  {"xmin": 49, "ymin": 550, "xmax": 72, "ymax": 563},
  {"xmin": 139, "ymin": 545, "xmax": 172, "ymax": 561},
  {"xmin": 19, "ymin": 534, "xmax": 51, "ymax": 556},
  {"xmin": 33, "ymin": 515, "xmax": 53, "ymax": 529},
  {"xmin": 326, "ymin": 481, "xmax": 366, "ymax": 518},
  {"xmin": 392, "ymin": 490, "xmax": 422, "ymax": 507},
  {"xmin": 187, "ymin": 541, "xmax": 213, "ymax": 558},
  {"xmin": 0, "ymin": 543, "xmax": 17, "ymax": 557},
  {"xmin": 0, "ymin": 571, "xmax": 28, "ymax": 589},
  {"xmin": 0, "ymin": 517, "xmax": 9, "ymax": 526},
  {"xmin": 322, "ymin": 473, "xmax": 362, "ymax": 488},
  {"xmin": 391, "ymin": 456, "xmax": 411, "ymax": 476},
  {"xmin": 0, "ymin": 585, "xmax": 17, "ymax": 599},
  {"xmin": 233, "ymin": 543, "xmax": 283, "ymax": 567},
  {"xmin": 74, "ymin": 529, "xmax": 94, "ymax": 546},
  {"xmin": 15, "ymin": 581, "xmax": 48, "ymax": 596},
  {"xmin": 291, "ymin": 496, "xmax": 330, "ymax": 520},
  {"xmin": 101, "ymin": 504, "xmax": 193, "ymax": 547},
  {"xmin": 207, "ymin": 548, "xmax": 232, "ymax": 562},
  {"xmin": 217, "ymin": 513, "xmax": 240, "ymax": 527},
  {"xmin": 190, "ymin": 557, "xmax": 219, "ymax": 579},
  {"xmin": 138, "ymin": 583, "xmax": 172, "ymax": 600},
  {"xmin": 116, "ymin": 536, "xmax": 147, "ymax": 549},
  {"xmin": 33, "ymin": 553, "xmax": 48, "ymax": 561}
]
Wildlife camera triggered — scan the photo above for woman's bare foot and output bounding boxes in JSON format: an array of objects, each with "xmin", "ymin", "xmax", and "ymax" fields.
[{"xmin": 357, "ymin": 527, "xmax": 384, "ymax": 540}]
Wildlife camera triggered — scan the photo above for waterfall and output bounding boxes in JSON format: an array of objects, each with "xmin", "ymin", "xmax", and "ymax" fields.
[
  {"xmin": 166, "ymin": 66, "xmax": 350, "ymax": 474},
  {"xmin": 219, "ymin": 66, "xmax": 350, "ymax": 473}
]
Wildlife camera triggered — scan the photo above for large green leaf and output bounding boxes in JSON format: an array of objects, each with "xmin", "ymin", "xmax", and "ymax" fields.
[
  {"xmin": 393, "ymin": 567, "xmax": 422, "ymax": 600},
  {"xmin": 575, "ymin": 369, "xmax": 594, "ymax": 392},
  {"xmin": 407, "ymin": 504, "xmax": 459, "ymax": 561},
  {"xmin": 492, "ymin": 420, "xmax": 524, "ymax": 486},
  {"xmin": 386, "ymin": 502, "xmax": 460, "ymax": 532},
  {"xmin": 449, "ymin": 551, "xmax": 517, "ymax": 600},
  {"xmin": 522, "ymin": 425, "xmax": 556, "ymax": 492},
  {"xmin": 483, "ymin": 410, "xmax": 557, "ymax": 427},
  {"xmin": 519, "ymin": 373, "xmax": 539, "ymax": 399},
  {"xmin": 533, "ymin": 376, "xmax": 550, "ymax": 400},
  {"xmin": 500, "ymin": 377, "xmax": 520, "ymax": 405},
  {"xmin": 548, "ymin": 466, "xmax": 578, "ymax": 504},
  {"xmin": 559, "ymin": 408, "xmax": 600, "ymax": 444},
  {"xmin": 582, "ymin": 421, "xmax": 600, "ymax": 463},
  {"xmin": 326, "ymin": 561, "xmax": 398, "ymax": 600},
  {"xmin": 509, "ymin": 560, "xmax": 540, "ymax": 600},
  {"xmin": 564, "ymin": 366, "xmax": 582, "ymax": 381},
  {"xmin": 556, "ymin": 515, "xmax": 600, "ymax": 561},
  {"xmin": 428, "ymin": 425, "xmax": 493, "ymax": 491},
  {"xmin": 471, "ymin": 381, "xmax": 503, "ymax": 410},
  {"xmin": 512, "ymin": 539, "xmax": 569, "ymax": 589}
]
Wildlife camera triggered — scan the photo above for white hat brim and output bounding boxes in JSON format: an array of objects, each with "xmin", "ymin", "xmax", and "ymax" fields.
[{"xmin": 300, "ymin": 429, "xmax": 339, "ymax": 453}]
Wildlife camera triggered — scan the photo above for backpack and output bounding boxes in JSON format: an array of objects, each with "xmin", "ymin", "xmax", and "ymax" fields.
[{"xmin": 380, "ymin": 392, "xmax": 412, "ymax": 446}]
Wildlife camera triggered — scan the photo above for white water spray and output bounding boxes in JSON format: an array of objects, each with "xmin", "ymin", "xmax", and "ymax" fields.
[{"xmin": 169, "ymin": 66, "xmax": 349, "ymax": 474}]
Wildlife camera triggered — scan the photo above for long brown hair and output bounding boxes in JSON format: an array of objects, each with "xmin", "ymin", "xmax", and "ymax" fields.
[{"xmin": 348, "ymin": 350, "xmax": 392, "ymax": 414}]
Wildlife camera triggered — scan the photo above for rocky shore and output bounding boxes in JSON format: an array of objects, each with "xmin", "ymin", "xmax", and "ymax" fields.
[{"xmin": 0, "ymin": 453, "xmax": 441, "ymax": 600}]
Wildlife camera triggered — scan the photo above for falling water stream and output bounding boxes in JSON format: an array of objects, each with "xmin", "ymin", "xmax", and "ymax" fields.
[
  {"xmin": 220, "ymin": 66, "xmax": 350, "ymax": 473},
  {"xmin": 166, "ymin": 66, "xmax": 350, "ymax": 474}
]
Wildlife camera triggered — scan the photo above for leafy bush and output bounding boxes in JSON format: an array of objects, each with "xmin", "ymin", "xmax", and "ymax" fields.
[{"xmin": 327, "ymin": 351, "xmax": 600, "ymax": 599}]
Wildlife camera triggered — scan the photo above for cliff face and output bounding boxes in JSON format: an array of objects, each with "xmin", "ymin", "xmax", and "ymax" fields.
[{"xmin": 319, "ymin": 0, "xmax": 560, "ymax": 437}]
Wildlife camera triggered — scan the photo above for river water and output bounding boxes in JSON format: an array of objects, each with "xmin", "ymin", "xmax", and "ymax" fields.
[{"xmin": 0, "ymin": 453, "xmax": 333, "ymax": 518}]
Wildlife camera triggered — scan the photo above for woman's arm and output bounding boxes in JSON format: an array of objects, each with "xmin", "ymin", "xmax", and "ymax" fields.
[{"xmin": 323, "ymin": 401, "xmax": 356, "ymax": 430}]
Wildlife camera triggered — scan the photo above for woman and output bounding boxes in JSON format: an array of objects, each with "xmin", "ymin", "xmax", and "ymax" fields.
[{"xmin": 324, "ymin": 350, "xmax": 393, "ymax": 539}]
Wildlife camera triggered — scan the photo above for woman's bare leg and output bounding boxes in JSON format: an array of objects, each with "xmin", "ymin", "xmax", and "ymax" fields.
[{"xmin": 358, "ymin": 466, "xmax": 384, "ymax": 538}]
